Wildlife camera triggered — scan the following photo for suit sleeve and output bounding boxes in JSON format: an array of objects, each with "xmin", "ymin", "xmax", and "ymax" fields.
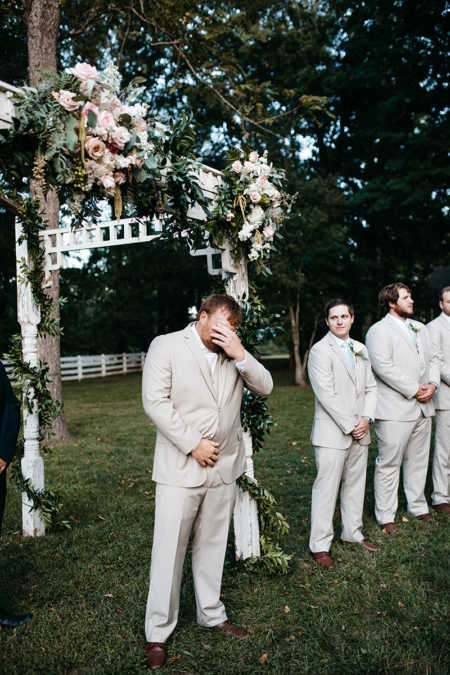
[
  {"xmin": 427, "ymin": 323, "xmax": 450, "ymax": 386},
  {"xmin": 142, "ymin": 337, "xmax": 202, "ymax": 455},
  {"xmin": 0, "ymin": 362, "xmax": 21, "ymax": 465},
  {"xmin": 307, "ymin": 345, "xmax": 355, "ymax": 435},
  {"xmin": 362, "ymin": 349, "xmax": 377, "ymax": 419},
  {"xmin": 365, "ymin": 324, "xmax": 419, "ymax": 399},
  {"xmin": 236, "ymin": 351, "xmax": 273, "ymax": 396}
]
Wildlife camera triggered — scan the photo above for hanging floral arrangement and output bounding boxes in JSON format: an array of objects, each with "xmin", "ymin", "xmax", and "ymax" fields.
[
  {"xmin": 11, "ymin": 62, "xmax": 179, "ymax": 221},
  {"xmin": 209, "ymin": 150, "xmax": 294, "ymax": 270}
]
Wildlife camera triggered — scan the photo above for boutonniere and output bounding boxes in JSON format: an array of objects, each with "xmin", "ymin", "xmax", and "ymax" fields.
[
  {"xmin": 349, "ymin": 341, "xmax": 368, "ymax": 360},
  {"xmin": 408, "ymin": 322, "xmax": 420, "ymax": 335}
]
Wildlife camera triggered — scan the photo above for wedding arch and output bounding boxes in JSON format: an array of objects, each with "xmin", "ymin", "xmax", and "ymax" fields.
[{"xmin": 0, "ymin": 64, "xmax": 291, "ymax": 572}]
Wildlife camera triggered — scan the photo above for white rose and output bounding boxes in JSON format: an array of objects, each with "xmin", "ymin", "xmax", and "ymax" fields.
[
  {"xmin": 248, "ymin": 248, "xmax": 259, "ymax": 261},
  {"xmin": 111, "ymin": 126, "xmax": 131, "ymax": 150},
  {"xmin": 248, "ymin": 151, "xmax": 259, "ymax": 163},
  {"xmin": 100, "ymin": 174, "xmax": 116, "ymax": 193},
  {"xmin": 231, "ymin": 160, "xmax": 242, "ymax": 173},
  {"xmin": 68, "ymin": 62, "xmax": 98, "ymax": 82},
  {"xmin": 263, "ymin": 225, "xmax": 274, "ymax": 240},
  {"xmin": 247, "ymin": 205, "xmax": 265, "ymax": 227},
  {"xmin": 238, "ymin": 223, "xmax": 253, "ymax": 241}
]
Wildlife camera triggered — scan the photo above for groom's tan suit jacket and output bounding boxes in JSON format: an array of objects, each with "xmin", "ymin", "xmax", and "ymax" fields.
[
  {"xmin": 308, "ymin": 332, "xmax": 377, "ymax": 449},
  {"xmin": 142, "ymin": 325, "xmax": 273, "ymax": 487},
  {"xmin": 365, "ymin": 315, "xmax": 440, "ymax": 421}
]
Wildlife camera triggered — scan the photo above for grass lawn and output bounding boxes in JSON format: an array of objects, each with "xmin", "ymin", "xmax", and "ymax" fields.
[{"xmin": 0, "ymin": 371, "xmax": 448, "ymax": 674}]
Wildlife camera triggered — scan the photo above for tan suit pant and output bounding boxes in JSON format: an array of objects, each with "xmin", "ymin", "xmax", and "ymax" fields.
[
  {"xmin": 309, "ymin": 442, "xmax": 367, "ymax": 553},
  {"xmin": 374, "ymin": 415, "xmax": 431, "ymax": 524},
  {"xmin": 145, "ymin": 478, "xmax": 236, "ymax": 643},
  {"xmin": 432, "ymin": 409, "xmax": 450, "ymax": 506}
]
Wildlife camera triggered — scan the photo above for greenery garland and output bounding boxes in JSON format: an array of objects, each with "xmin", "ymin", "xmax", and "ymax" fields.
[{"xmin": 237, "ymin": 292, "xmax": 292, "ymax": 573}]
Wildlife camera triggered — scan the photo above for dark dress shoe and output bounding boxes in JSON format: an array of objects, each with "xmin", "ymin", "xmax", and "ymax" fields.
[
  {"xmin": 212, "ymin": 620, "xmax": 249, "ymax": 638},
  {"xmin": 432, "ymin": 503, "xmax": 450, "ymax": 514},
  {"xmin": 144, "ymin": 642, "xmax": 166, "ymax": 670},
  {"xmin": 381, "ymin": 522, "xmax": 399, "ymax": 534},
  {"xmin": 359, "ymin": 539, "xmax": 381, "ymax": 552},
  {"xmin": 311, "ymin": 551, "xmax": 335, "ymax": 568},
  {"xmin": 417, "ymin": 513, "xmax": 439, "ymax": 526},
  {"xmin": 0, "ymin": 613, "xmax": 32, "ymax": 628}
]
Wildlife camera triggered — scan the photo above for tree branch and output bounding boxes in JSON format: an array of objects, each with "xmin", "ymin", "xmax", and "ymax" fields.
[{"xmin": 0, "ymin": 192, "xmax": 25, "ymax": 217}]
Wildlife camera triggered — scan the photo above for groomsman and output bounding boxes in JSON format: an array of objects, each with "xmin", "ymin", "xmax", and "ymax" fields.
[
  {"xmin": 427, "ymin": 286, "xmax": 450, "ymax": 514},
  {"xmin": 308, "ymin": 299, "xmax": 378, "ymax": 569},
  {"xmin": 366, "ymin": 282, "xmax": 441, "ymax": 532}
]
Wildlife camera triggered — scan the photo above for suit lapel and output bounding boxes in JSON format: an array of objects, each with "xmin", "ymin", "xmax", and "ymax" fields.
[
  {"xmin": 183, "ymin": 326, "xmax": 218, "ymax": 401},
  {"xmin": 385, "ymin": 315, "xmax": 417, "ymax": 358},
  {"xmin": 326, "ymin": 333, "xmax": 356, "ymax": 383}
]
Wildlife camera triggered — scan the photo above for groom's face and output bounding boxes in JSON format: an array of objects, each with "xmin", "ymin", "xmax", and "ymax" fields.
[{"xmin": 197, "ymin": 307, "xmax": 238, "ymax": 352}]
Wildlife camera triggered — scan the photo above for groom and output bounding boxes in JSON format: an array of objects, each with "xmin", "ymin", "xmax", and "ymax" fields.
[{"xmin": 142, "ymin": 294, "xmax": 273, "ymax": 669}]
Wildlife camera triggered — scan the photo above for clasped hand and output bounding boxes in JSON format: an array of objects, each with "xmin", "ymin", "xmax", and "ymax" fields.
[
  {"xmin": 192, "ymin": 438, "xmax": 219, "ymax": 467},
  {"xmin": 415, "ymin": 383, "xmax": 436, "ymax": 403},
  {"xmin": 210, "ymin": 318, "xmax": 245, "ymax": 362},
  {"xmin": 0, "ymin": 458, "xmax": 7, "ymax": 474},
  {"xmin": 352, "ymin": 417, "xmax": 370, "ymax": 441}
]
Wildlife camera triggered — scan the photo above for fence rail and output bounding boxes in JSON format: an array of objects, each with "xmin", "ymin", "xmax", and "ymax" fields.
[{"xmin": 2, "ymin": 352, "xmax": 146, "ymax": 385}]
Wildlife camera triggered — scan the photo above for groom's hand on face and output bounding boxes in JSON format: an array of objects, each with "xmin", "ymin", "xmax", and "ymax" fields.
[
  {"xmin": 192, "ymin": 439, "xmax": 220, "ymax": 467},
  {"xmin": 210, "ymin": 318, "xmax": 245, "ymax": 362}
]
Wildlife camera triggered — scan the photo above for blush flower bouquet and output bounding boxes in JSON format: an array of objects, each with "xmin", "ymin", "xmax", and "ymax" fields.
[
  {"xmin": 14, "ymin": 61, "xmax": 164, "ymax": 219},
  {"xmin": 210, "ymin": 150, "xmax": 293, "ymax": 270}
]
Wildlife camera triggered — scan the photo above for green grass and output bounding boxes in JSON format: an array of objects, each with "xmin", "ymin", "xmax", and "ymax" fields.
[{"xmin": 0, "ymin": 372, "xmax": 448, "ymax": 674}]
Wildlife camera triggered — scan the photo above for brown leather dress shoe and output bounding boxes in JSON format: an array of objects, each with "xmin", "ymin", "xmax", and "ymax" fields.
[
  {"xmin": 381, "ymin": 522, "xmax": 399, "ymax": 534},
  {"xmin": 311, "ymin": 551, "xmax": 335, "ymax": 568},
  {"xmin": 212, "ymin": 620, "xmax": 249, "ymax": 638},
  {"xmin": 432, "ymin": 503, "xmax": 450, "ymax": 514},
  {"xmin": 145, "ymin": 642, "xmax": 166, "ymax": 670},
  {"xmin": 417, "ymin": 513, "xmax": 439, "ymax": 526},
  {"xmin": 359, "ymin": 539, "xmax": 381, "ymax": 552}
]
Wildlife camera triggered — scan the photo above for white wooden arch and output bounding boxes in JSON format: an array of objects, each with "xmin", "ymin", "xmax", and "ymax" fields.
[{"xmin": 2, "ymin": 86, "xmax": 261, "ymax": 558}]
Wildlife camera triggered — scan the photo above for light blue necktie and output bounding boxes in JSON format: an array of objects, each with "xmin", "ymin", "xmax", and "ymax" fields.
[{"xmin": 341, "ymin": 341, "xmax": 355, "ymax": 369}]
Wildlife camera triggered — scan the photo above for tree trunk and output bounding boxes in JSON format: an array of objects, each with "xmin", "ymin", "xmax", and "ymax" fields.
[
  {"xmin": 25, "ymin": 0, "xmax": 69, "ymax": 441},
  {"xmin": 289, "ymin": 293, "xmax": 308, "ymax": 386}
]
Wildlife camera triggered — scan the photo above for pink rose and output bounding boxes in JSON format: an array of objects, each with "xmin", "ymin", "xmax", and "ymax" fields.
[
  {"xmin": 82, "ymin": 102, "xmax": 99, "ymax": 119},
  {"xmin": 256, "ymin": 174, "xmax": 268, "ymax": 183},
  {"xmin": 113, "ymin": 171, "xmax": 126, "ymax": 185},
  {"xmin": 85, "ymin": 136, "xmax": 106, "ymax": 160},
  {"xmin": 231, "ymin": 160, "xmax": 242, "ymax": 173},
  {"xmin": 100, "ymin": 174, "xmax": 116, "ymax": 192},
  {"xmin": 248, "ymin": 151, "xmax": 259, "ymax": 163},
  {"xmin": 249, "ymin": 191, "xmax": 261, "ymax": 203},
  {"xmin": 52, "ymin": 90, "xmax": 81, "ymax": 112},
  {"xmin": 68, "ymin": 62, "xmax": 98, "ymax": 82},
  {"xmin": 111, "ymin": 126, "xmax": 131, "ymax": 150},
  {"xmin": 111, "ymin": 98, "xmax": 124, "ymax": 120},
  {"xmin": 263, "ymin": 225, "xmax": 274, "ymax": 240},
  {"xmin": 97, "ymin": 110, "xmax": 115, "ymax": 132},
  {"xmin": 243, "ymin": 161, "xmax": 255, "ymax": 172},
  {"xmin": 134, "ymin": 118, "xmax": 147, "ymax": 134}
]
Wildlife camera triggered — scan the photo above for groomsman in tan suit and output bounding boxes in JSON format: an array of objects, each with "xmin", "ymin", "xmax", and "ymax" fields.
[
  {"xmin": 427, "ymin": 286, "xmax": 450, "ymax": 514},
  {"xmin": 366, "ymin": 282, "xmax": 441, "ymax": 533},
  {"xmin": 142, "ymin": 294, "xmax": 273, "ymax": 669},
  {"xmin": 308, "ymin": 299, "xmax": 379, "ymax": 569}
]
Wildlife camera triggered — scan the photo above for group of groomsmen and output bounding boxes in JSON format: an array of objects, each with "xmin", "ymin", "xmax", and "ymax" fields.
[{"xmin": 307, "ymin": 282, "xmax": 450, "ymax": 568}]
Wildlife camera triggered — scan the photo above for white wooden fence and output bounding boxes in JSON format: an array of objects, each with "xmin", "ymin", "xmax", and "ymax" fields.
[{"xmin": 2, "ymin": 352, "xmax": 146, "ymax": 384}]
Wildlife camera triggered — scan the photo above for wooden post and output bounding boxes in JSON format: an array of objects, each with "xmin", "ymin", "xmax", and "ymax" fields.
[
  {"xmin": 77, "ymin": 355, "xmax": 82, "ymax": 381},
  {"xmin": 101, "ymin": 353, "xmax": 106, "ymax": 377},
  {"xmin": 16, "ymin": 219, "xmax": 45, "ymax": 536},
  {"xmin": 221, "ymin": 241, "xmax": 261, "ymax": 560}
]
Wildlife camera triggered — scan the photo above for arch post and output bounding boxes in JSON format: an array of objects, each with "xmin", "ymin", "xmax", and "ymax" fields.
[
  {"xmin": 15, "ymin": 219, "xmax": 45, "ymax": 536},
  {"xmin": 221, "ymin": 243, "xmax": 261, "ymax": 560}
]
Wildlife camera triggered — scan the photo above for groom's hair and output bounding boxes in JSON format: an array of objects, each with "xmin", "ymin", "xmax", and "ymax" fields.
[
  {"xmin": 378, "ymin": 282, "xmax": 410, "ymax": 312},
  {"xmin": 197, "ymin": 294, "xmax": 243, "ymax": 325},
  {"xmin": 324, "ymin": 298, "xmax": 354, "ymax": 318}
]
